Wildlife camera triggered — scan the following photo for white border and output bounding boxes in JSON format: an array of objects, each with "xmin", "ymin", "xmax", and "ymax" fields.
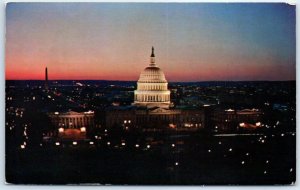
[{"xmin": 0, "ymin": 1, "xmax": 298, "ymax": 190}]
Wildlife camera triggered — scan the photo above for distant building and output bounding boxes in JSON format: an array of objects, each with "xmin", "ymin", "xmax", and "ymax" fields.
[
  {"xmin": 211, "ymin": 108, "xmax": 263, "ymax": 132},
  {"xmin": 105, "ymin": 47, "xmax": 204, "ymax": 131},
  {"xmin": 48, "ymin": 110, "xmax": 95, "ymax": 139}
]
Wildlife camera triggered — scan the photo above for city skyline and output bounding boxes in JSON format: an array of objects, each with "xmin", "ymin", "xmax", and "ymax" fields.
[{"xmin": 6, "ymin": 3, "xmax": 296, "ymax": 81}]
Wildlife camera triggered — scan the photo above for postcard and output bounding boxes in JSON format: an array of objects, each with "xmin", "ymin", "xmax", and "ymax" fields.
[{"xmin": 5, "ymin": 2, "xmax": 296, "ymax": 185}]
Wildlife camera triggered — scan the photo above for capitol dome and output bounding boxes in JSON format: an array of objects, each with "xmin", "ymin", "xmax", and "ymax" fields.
[
  {"xmin": 133, "ymin": 47, "xmax": 171, "ymax": 108},
  {"xmin": 138, "ymin": 66, "xmax": 167, "ymax": 83}
]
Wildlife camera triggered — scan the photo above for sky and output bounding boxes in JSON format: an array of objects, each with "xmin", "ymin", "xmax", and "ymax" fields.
[{"xmin": 5, "ymin": 3, "xmax": 296, "ymax": 81}]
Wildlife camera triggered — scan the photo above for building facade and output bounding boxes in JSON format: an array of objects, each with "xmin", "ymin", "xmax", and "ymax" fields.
[
  {"xmin": 210, "ymin": 108, "xmax": 263, "ymax": 132},
  {"xmin": 48, "ymin": 110, "xmax": 95, "ymax": 139},
  {"xmin": 105, "ymin": 107, "xmax": 204, "ymax": 131}
]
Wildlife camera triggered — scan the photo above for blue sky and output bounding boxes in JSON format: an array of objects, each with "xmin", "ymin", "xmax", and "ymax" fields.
[{"xmin": 6, "ymin": 3, "xmax": 296, "ymax": 81}]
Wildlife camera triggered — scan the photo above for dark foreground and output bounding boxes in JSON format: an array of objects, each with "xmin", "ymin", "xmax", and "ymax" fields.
[{"xmin": 6, "ymin": 131, "xmax": 296, "ymax": 185}]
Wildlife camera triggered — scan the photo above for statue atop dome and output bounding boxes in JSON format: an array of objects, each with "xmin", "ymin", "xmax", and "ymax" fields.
[
  {"xmin": 150, "ymin": 46, "xmax": 156, "ymax": 65},
  {"xmin": 151, "ymin": 46, "xmax": 155, "ymax": 57}
]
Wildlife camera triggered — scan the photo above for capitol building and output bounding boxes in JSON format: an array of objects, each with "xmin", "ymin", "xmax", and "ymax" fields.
[
  {"xmin": 105, "ymin": 47, "xmax": 205, "ymax": 131},
  {"xmin": 48, "ymin": 47, "xmax": 205, "ymax": 136},
  {"xmin": 46, "ymin": 47, "xmax": 264, "ymax": 137}
]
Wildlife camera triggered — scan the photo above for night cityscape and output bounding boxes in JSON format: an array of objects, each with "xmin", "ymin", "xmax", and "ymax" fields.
[
  {"xmin": 5, "ymin": 3, "xmax": 296, "ymax": 185},
  {"xmin": 5, "ymin": 76, "xmax": 296, "ymax": 184}
]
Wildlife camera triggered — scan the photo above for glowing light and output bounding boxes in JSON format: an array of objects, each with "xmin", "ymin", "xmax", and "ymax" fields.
[
  {"xmin": 208, "ymin": 149, "xmax": 211, "ymax": 153},
  {"xmin": 104, "ymin": 129, "xmax": 108, "ymax": 133},
  {"xmin": 290, "ymin": 168, "xmax": 293, "ymax": 172},
  {"xmin": 229, "ymin": 148, "xmax": 232, "ymax": 152},
  {"xmin": 107, "ymin": 142, "xmax": 111, "ymax": 145},
  {"xmin": 84, "ymin": 110, "xmax": 94, "ymax": 114},
  {"xmin": 184, "ymin": 123, "xmax": 191, "ymax": 127},
  {"xmin": 281, "ymin": 133, "xmax": 285, "ymax": 137},
  {"xmin": 54, "ymin": 112, "xmax": 59, "ymax": 115},
  {"xmin": 256, "ymin": 122, "xmax": 261, "ymax": 127},
  {"xmin": 80, "ymin": 127, "xmax": 86, "ymax": 132},
  {"xmin": 172, "ymin": 144, "xmax": 175, "ymax": 147},
  {"xmin": 239, "ymin": 123, "xmax": 245, "ymax": 127},
  {"xmin": 20, "ymin": 145, "xmax": 25, "ymax": 149},
  {"xmin": 89, "ymin": 141, "xmax": 94, "ymax": 145},
  {"xmin": 218, "ymin": 141, "xmax": 222, "ymax": 145},
  {"xmin": 55, "ymin": 142, "xmax": 60, "ymax": 146},
  {"xmin": 58, "ymin": 127, "xmax": 64, "ymax": 133},
  {"xmin": 246, "ymin": 153, "xmax": 249, "ymax": 156},
  {"xmin": 121, "ymin": 142, "xmax": 126, "ymax": 146},
  {"xmin": 135, "ymin": 144, "xmax": 139, "ymax": 148},
  {"xmin": 225, "ymin": 109, "xmax": 234, "ymax": 112},
  {"xmin": 73, "ymin": 141, "xmax": 77, "ymax": 145},
  {"xmin": 266, "ymin": 160, "xmax": 269, "ymax": 164},
  {"xmin": 264, "ymin": 171, "xmax": 267, "ymax": 174},
  {"xmin": 175, "ymin": 162, "xmax": 179, "ymax": 166},
  {"xmin": 147, "ymin": 145, "xmax": 151, "ymax": 149},
  {"xmin": 76, "ymin": 82, "xmax": 83, "ymax": 86},
  {"xmin": 241, "ymin": 161, "xmax": 245, "ymax": 165}
]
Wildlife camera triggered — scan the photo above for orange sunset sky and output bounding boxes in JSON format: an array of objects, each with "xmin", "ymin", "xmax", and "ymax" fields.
[{"xmin": 6, "ymin": 3, "xmax": 296, "ymax": 81}]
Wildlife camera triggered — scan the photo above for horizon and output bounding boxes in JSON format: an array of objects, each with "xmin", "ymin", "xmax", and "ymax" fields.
[
  {"xmin": 5, "ymin": 79, "xmax": 296, "ymax": 82},
  {"xmin": 6, "ymin": 3, "xmax": 296, "ymax": 81}
]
